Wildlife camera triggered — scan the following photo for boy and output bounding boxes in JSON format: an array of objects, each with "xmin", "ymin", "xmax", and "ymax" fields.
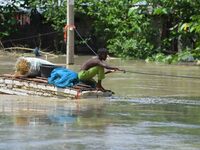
[{"xmin": 78, "ymin": 48, "xmax": 120, "ymax": 92}]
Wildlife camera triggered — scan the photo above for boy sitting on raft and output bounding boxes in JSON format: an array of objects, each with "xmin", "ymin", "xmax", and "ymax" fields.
[{"xmin": 78, "ymin": 48, "xmax": 121, "ymax": 92}]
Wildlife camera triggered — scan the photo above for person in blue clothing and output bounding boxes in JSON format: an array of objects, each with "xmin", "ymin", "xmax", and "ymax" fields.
[{"xmin": 78, "ymin": 48, "xmax": 122, "ymax": 92}]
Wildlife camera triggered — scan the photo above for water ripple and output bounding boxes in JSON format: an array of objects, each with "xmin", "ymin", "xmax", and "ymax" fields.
[{"xmin": 109, "ymin": 96, "xmax": 200, "ymax": 105}]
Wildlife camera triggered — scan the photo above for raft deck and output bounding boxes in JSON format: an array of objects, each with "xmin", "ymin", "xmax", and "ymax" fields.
[{"xmin": 0, "ymin": 74, "xmax": 112, "ymax": 99}]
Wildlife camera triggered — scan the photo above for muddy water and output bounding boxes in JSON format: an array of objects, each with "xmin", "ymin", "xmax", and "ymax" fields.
[{"xmin": 0, "ymin": 54, "xmax": 200, "ymax": 150}]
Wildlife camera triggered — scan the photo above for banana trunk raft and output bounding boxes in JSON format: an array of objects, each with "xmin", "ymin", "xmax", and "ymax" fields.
[{"xmin": 0, "ymin": 74, "xmax": 112, "ymax": 99}]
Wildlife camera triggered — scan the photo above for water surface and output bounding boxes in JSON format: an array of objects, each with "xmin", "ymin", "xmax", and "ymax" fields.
[{"xmin": 0, "ymin": 53, "xmax": 200, "ymax": 150}]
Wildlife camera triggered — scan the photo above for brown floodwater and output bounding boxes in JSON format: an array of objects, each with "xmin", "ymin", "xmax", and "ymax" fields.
[{"xmin": 0, "ymin": 53, "xmax": 200, "ymax": 150}]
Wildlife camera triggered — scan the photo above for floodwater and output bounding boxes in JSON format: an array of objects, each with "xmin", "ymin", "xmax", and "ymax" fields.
[{"xmin": 0, "ymin": 53, "xmax": 200, "ymax": 150}]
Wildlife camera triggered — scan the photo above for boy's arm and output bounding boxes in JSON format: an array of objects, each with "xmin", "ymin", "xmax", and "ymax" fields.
[{"xmin": 98, "ymin": 61, "xmax": 119, "ymax": 70}]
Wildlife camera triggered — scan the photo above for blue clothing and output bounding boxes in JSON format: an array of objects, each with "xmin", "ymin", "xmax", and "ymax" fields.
[
  {"xmin": 48, "ymin": 114, "xmax": 77, "ymax": 124},
  {"xmin": 48, "ymin": 67, "xmax": 78, "ymax": 88}
]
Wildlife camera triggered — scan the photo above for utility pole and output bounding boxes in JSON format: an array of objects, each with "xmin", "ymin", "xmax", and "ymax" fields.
[{"xmin": 66, "ymin": 0, "xmax": 74, "ymax": 65}]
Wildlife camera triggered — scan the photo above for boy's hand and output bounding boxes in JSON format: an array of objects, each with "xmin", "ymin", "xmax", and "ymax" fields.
[{"xmin": 105, "ymin": 70, "xmax": 116, "ymax": 74}]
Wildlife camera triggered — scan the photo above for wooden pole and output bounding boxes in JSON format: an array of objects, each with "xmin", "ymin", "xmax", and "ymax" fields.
[{"xmin": 66, "ymin": 0, "xmax": 74, "ymax": 65}]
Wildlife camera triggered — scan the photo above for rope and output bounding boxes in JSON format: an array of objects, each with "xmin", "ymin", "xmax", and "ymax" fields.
[
  {"xmin": 1, "ymin": 31, "xmax": 61, "ymax": 43},
  {"xmin": 122, "ymin": 70, "xmax": 200, "ymax": 80},
  {"xmin": 74, "ymin": 28, "xmax": 97, "ymax": 56},
  {"xmin": 2, "ymin": 28, "xmax": 98, "ymax": 56}
]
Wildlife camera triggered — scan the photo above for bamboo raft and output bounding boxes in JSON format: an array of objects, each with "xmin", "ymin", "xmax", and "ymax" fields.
[{"xmin": 0, "ymin": 74, "xmax": 112, "ymax": 99}]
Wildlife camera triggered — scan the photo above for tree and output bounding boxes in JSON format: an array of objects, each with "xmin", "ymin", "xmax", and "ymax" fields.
[
  {"xmin": 0, "ymin": 0, "xmax": 19, "ymax": 39},
  {"xmin": 1, "ymin": 0, "xmax": 200, "ymax": 60}
]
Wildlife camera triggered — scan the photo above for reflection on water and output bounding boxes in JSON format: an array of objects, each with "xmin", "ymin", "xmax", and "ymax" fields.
[
  {"xmin": 0, "ymin": 54, "xmax": 200, "ymax": 150},
  {"xmin": 0, "ymin": 95, "xmax": 200, "ymax": 150}
]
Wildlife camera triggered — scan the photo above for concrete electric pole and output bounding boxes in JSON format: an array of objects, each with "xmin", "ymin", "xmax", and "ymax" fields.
[{"xmin": 66, "ymin": 0, "xmax": 74, "ymax": 65}]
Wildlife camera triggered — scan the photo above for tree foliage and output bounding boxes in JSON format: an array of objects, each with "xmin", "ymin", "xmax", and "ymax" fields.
[
  {"xmin": 0, "ymin": 0, "xmax": 19, "ymax": 38},
  {"xmin": 1, "ymin": 0, "xmax": 200, "ymax": 60}
]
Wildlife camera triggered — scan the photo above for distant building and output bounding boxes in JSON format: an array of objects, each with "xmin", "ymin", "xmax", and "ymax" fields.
[{"xmin": 0, "ymin": 0, "xmax": 45, "ymax": 27}]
